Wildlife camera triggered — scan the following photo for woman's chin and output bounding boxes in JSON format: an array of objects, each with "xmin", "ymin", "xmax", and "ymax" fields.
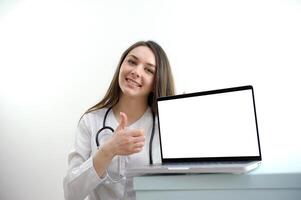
[{"xmin": 121, "ymin": 88, "xmax": 149, "ymax": 99}]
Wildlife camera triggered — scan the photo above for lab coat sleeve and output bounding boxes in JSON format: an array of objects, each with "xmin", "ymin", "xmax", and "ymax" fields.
[{"xmin": 63, "ymin": 116, "xmax": 107, "ymax": 200}]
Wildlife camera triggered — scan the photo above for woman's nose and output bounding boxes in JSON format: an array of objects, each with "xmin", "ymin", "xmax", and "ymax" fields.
[{"xmin": 131, "ymin": 65, "xmax": 143, "ymax": 78}]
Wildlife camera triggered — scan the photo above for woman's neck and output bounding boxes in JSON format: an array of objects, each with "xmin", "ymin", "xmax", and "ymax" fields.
[{"xmin": 113, "ymin": 94, "xmax": 148, "ymax": 126}]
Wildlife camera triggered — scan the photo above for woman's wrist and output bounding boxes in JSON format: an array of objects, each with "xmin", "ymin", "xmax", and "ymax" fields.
[
  {"xmin": 101, "ymin": 142, "xmax": 115, "ymax": 159},
  {"xmin": 93, "ymin": 143, "xmax": 115, "ymax": 177}
]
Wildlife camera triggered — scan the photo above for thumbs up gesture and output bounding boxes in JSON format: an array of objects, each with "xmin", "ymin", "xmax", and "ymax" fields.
[
  {"xmin": 116, "ymin": 112, "xmax": 128, "ymax": 132},
  {"xmin": 106, "ymin": 112, "xmax": 145, "ymax": 156}
]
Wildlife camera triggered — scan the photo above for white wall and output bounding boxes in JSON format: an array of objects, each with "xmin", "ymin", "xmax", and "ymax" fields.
[{"xmin": 0, "ymin": 0, "xmax": 300, "ymax": 199}]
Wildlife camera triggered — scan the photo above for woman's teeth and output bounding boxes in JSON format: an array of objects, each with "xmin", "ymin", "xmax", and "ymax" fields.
[{"xmin": 127, "ymin": 78, "xmax": 141, "ymax": 87}]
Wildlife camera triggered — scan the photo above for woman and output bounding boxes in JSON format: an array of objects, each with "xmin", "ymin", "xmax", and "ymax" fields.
[{"xmin": 63, "ymin": 40, "xmax": 175, "ymax": 200}]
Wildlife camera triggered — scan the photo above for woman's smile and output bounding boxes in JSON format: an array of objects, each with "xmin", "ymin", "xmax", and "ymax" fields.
[{"xmin": 125, "ymin": 77, "xmax": 142, "ymax": 88}]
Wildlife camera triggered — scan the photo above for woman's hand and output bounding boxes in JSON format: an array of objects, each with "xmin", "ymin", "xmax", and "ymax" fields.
[
  {"xmin": 93, "ymin": 112, "xmax": 145, "ymax": 177},
  {"xmin": 103, "ymin": 112, "xmax": 145, "ymax": 157}
]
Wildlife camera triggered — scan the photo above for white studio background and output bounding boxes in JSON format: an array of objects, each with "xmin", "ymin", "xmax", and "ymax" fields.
[{"xmin": 0, "ymin": 0, "xmax": 300, "ymax": 199}]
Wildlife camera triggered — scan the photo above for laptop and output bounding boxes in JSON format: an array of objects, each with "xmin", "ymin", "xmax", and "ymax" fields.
[{"xmin": 126, "ymin": 85, "xmax": 262, "ymax": 176}]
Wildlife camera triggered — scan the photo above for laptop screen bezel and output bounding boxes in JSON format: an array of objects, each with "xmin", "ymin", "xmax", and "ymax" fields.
[{"xmin": 156, "ymin": 85, "xmax": 262, "ymax": 164}]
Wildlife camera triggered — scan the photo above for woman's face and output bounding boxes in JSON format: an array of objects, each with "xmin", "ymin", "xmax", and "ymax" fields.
[{"xmin": 118, "ymin": 46, "xmax": 156, "ymax": 100}]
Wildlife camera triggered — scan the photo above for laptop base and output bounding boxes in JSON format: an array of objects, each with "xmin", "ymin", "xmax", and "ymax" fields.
[{"xmin": 125, "ymin": 161, "xmax": 261, "ymax": 177}]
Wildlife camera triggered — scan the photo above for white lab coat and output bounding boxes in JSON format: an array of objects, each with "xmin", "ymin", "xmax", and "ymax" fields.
[{"xmin": 63, "ymin": 107, "xmax": 161, "ymax": 200}]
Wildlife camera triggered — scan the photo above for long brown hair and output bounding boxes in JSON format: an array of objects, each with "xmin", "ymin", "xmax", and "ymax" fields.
[{"xmin": 81, "ymin": 40, "xmax": 175, "ymax": 118}]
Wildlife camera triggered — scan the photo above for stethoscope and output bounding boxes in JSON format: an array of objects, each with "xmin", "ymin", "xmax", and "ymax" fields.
[{"xmin": 95, "ymin": 107, "xmax": 155, "ymax": 183}]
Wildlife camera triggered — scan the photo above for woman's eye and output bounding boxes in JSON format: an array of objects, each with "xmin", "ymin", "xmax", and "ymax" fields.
[
  {"xmin": 127, "ymin": 59, "xmax": 136, "ymax": 65},
  {"xmin": 145, "ymin": 68, "xmax": 154, "ymax": 74}
]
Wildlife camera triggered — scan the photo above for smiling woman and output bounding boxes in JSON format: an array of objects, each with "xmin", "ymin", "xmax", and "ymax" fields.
[
  {"xmin": 1, "ymin": 1, "xmax": 301, "ymax": 200},
  {"xmin": 63, "ymin": 40, "xmax": 175, "ymax": 200}
]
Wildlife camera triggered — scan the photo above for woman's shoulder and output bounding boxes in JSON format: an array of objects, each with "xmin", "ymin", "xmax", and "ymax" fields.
[
  {"xmin": 80, "ymin": 107, "xmax": 108, "ymax": 124},
  {"xmin": 77, "ymin": 108, "xmax": 110, "ymax": 133}
]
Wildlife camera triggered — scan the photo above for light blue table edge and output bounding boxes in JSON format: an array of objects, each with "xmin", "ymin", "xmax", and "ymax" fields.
[{"xmin": 133, "ymin": 173, "xmax": 301, "ymax": 191}]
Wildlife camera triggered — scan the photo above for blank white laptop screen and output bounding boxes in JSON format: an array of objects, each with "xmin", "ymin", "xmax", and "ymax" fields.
[{"xmin": 158, "ymin": 89, "xmax": 260, "ymax": 159}]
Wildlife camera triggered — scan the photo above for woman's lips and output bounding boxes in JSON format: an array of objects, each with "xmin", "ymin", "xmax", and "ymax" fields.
[{"xmin": 126, "ymin": 78, "xmax": 142, "ymax": 87}]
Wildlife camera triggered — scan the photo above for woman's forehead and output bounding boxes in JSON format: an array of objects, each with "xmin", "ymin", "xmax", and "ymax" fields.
[{"xmin": 127, "ymin": 46, "xmax": 156, "ymax": 67}]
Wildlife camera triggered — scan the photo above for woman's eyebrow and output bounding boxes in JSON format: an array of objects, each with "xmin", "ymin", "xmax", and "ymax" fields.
[
  {"xmin": 128, "ymin": 54, "xmax": 138, "ymax": 60},
  {"xmin": 128, "ymin": 54, "xmax": 156, "ymax": 68}
]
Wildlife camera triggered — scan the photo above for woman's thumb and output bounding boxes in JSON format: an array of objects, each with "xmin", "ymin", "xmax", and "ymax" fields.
[{"xmin": 116, "ymin": 112, "xmax": 127, "ymax": 131}]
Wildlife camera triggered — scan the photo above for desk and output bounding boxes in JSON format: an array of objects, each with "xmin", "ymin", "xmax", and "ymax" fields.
[{"xmin": 133, "ymin": 173, "xmax": 301, "ymax": 200}]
